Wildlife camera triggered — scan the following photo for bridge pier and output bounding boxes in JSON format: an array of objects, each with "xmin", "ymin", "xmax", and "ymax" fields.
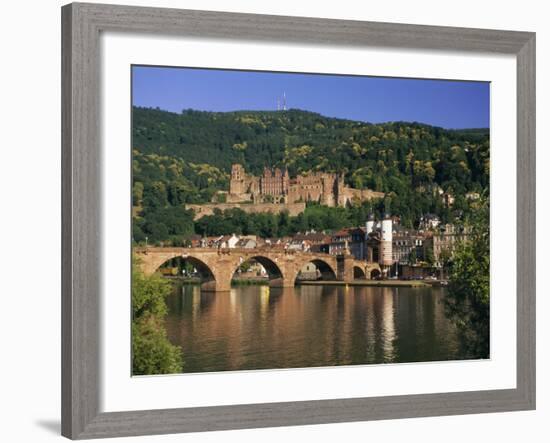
[
  {"xmin": 208, "ymin": 263, "xmax": 235, "ymax": 292},
  {"xmin": 202, "ymin": 280, "xmax": 231, "ymax": 292},
  {"xmin": 337, "ymin": 255, "xmax": 355, "ymax": 283},
  {"xmin": 268, "ymin": 276, "xmax": 296, "ymax": 288}
]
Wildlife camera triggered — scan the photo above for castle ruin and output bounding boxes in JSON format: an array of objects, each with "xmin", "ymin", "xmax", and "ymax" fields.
[{"xmin": 228, "ymin": 164, "xmax": 384, "ymax": 207}]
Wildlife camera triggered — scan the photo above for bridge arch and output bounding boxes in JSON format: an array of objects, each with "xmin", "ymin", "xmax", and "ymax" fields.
[
  {"xmin": 231, "ymin": 255, "xmax": 286, "ymax": 287},
  {"xmin": 295, "ymin": 258, "xmax": 337, "ymax": 283},
  {"xmin": 370, "ymin": 268, "xmax": 381, "ymax": 280},
  {"xmin": 353, "ymin": 266, "xmax": 367, "ymax": 280},
  {"xmin": 154, "ymin": 254, "xmax": 218, "ymax": 292}
]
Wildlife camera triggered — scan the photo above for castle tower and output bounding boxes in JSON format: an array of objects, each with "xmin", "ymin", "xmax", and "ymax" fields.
[
  {"xmin": 336, "ymin": 173, "xmax": 347, "ymax": 207},
  {"xmin": 274, "ymin": 168, "xmax": 283, "ymax": 196},
  {"xmin": 230, "ymin": 164, "xmax": 245, "ymax": 195},
  {"xmin": 379, "ymin": 213, "xmax": 393, "ymax": 268},
  {"xmin": 282, "ymin": 168, "xmax": 290, "ymax": 195}
]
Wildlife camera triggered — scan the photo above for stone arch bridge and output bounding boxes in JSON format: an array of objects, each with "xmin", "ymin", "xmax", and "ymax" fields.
[{"xmin": 135, "ymin": 247, "xmax": 381, "ymax": 292}]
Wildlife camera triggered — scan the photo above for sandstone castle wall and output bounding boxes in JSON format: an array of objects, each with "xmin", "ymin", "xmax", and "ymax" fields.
[
  {"xmin": 186, "ymin": 202, "xmax": 307, "ymax": 220},
  {"xmin": 229, "ymin": 164, "xmax": 384, "ymax": 207}
]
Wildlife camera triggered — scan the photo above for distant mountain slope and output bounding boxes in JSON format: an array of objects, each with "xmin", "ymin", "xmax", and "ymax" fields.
[
  {"xmin": 133, "ymin": 106, "xmax": 489, "ymax": 191},
  {"xmin": 132, "ymin": 106, "xmax": 489, "ymax": 238}
]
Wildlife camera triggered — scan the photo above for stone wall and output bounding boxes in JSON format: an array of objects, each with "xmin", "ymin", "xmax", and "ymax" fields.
[
  {"xmin": 341, "ymin": 187, "xmax": 385, "ymax": 204},
  {"xmin": 186, "ymin": 202, "xmax": 307, "ymax": 220}
]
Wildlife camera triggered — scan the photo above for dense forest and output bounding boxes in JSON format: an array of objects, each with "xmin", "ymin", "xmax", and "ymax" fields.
[{"xmin": 132, "ymin": 106, "xmax": 489, "ymax": 244}]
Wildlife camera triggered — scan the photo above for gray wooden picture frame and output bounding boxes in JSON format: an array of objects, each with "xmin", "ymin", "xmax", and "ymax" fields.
[{"xmin": 61, "ymin": 2, "xmax": 536, "ymax": 439}]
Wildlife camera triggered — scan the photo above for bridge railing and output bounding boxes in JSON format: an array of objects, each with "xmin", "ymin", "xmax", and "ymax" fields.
[
  {"xmin": 133, "ymin": 246, "xmax": 338, "ymax": 257},
  {"xmin": 133, "ymin": 246, "xmax": 366, "ymax": 264}
]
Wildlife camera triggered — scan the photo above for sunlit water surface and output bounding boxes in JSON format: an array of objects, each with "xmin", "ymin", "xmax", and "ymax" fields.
[{"xmin": 165, "ymin": 284, "xmax": 464, "ymax": 373}]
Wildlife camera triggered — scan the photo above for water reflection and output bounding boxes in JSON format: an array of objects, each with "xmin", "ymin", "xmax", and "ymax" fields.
[{"xmin": 164, "ymin": 284, "xmax": 462, "ymax": 373}]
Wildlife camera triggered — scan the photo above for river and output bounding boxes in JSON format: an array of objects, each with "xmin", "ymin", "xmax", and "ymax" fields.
[{"xmin": 164, "ymin": 283, "xmax": 465, "ymax": 373}]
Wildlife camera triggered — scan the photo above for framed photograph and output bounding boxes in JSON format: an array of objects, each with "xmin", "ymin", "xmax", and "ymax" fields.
[{"xmin": 61, "ymin": 2, "xmax": 535, "ymax": 439}]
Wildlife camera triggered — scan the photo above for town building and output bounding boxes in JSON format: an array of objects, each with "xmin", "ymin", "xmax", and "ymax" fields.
[
  {"xmin": 423, "ymin": 223, "xmax": 470, "ymax": 267},
  {"xmin": 322, "ymin": 227, "xmax": 367, "ymax": 259},
  {"xmin": 287, "ymin": 232, "xmax": 331, "ymax": 252},
  {"xmin": 296, "ymin": 262, "xmax": 321, "ymax": 280},
  {"xmin": 418, "ymin": 213, "xmax": 441, "ymax": 231},
  {"xmin": 392, "ymin": 227, "xmax": 425, "ymax": 265},
  {"xmin": 235, "ymin": 237, "xmax": 257, "ymax": 249},
  {"xmin": 442, "ymin": 192, "xmax": 455, "ymax": 207},
  {"xmin": 200, "ymin": 234, "xmax": 240, "ymax": 249}
]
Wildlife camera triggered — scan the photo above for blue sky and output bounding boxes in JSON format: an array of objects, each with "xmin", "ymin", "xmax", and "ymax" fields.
[{"xmin": 132, "ymin": 66, "xmax": 489, "ymax": 129}]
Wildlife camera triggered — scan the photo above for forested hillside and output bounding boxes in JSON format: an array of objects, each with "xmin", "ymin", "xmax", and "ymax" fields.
[{"xmin": 132, "ymin": 106, "xmax": 489, "ymax": 244}]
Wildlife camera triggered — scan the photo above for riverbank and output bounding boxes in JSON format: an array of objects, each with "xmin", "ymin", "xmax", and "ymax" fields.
[
  {"xmin": 164, "ymin": 276, "xmax": 443, "ymax": 288},
  {"xmin": 297, "ymin": 280, "xmax": 432, "ymax": 288},
  {"xmin": 163, "ymin": 276, "xmax": 270, "ymax": 286}
]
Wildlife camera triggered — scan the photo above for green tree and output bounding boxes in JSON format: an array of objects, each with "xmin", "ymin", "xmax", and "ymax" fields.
[
  {"xmin": 143, "ymin": 181, "xmax": 168, "ymax": 209},
  {"xmin": 132, "ymin": 222, "xmax": 146, "ymax": 244},
  {"xmin": 277, "ymin": 210, "xmax": 291, "ymax": 237},
  {"xmin": 439, "ymin": 247, "xmax": 453, "ymax": 276},
  {"xmin": 424, "ymin": 245, "xmax": 435, "ymax": 266},
  {"xmin": 132, "ymin": 257, "xmax": 183, "ymax": 375},
  {"xmin": 444, "ymin": 196, "xmax": 490, "ymax": 359},
  {"xmin": 408, "ymin": 248, "xmax": 417, "ymax": 265},
  {"xmin": 132, "ymin": 181, "xmax": 144, "ymax": 206}
]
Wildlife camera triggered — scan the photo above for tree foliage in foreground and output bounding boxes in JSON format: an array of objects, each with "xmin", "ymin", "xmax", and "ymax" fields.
[
  {"xmin": 444, "ymin": 195, "xmax": 490, "ymax": 359},
  {"xmin": 132, "ymin": 257, "xmax": 183, "ymax": 375}
]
